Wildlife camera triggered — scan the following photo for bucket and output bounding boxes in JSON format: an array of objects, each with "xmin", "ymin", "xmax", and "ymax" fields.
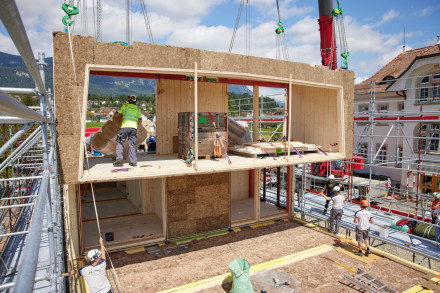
[{"xmin": 105, "ymin": 232, "xmax": 114, "ymax": 242}]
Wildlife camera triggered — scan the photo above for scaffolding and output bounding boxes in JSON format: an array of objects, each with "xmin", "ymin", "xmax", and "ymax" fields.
[
  {"xmin": 295, "ymin": 72, "xmax": 440, "ymax": 267},
  {"xmin": 0, "ymin": 0, "xmax": 65, "ymax": 291}
]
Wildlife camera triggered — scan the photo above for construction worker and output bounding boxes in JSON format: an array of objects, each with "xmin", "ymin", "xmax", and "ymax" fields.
[
  {"xmin": 62, "ymin": 237, "xmax": 113, "ymax": 293},
  {"xmin": 431, "ymin": 192, "xmax": 440, "ymax": 225},
  {"xmin": 319, "ymin": 175, "xmax": 343, "ymax": 215},
  {"xmin": 354, "ymin": 200, "xmax": 373, "ymax": 256},
  {"xmin": 113, "ymin": 95, "xmax": 142, "ymax": 167},
  {"xmin": 321, "ymin": 186, "xmax": 346, "ymax": 235}
]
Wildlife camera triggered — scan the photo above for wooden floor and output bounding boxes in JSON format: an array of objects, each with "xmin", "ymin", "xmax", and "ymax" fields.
[
  {"xmin": 231, "ymin": 199, "xmax": 287, "ymax": 223},
  {"xmin": 81, "ymin": 152, "xmax": 344, "ymax": 182},
  {"xmin": 82, "ymin": 199, "xmax": 140, "ymax": 222},
  {"xmin": 82, "ymin": 213, "xmax": 163, "ymax": 250}
]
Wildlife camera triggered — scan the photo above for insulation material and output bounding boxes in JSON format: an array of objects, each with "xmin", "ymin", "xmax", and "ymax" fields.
[
  {"xmin": 91, "ymin": 113, "xmax": 148, "ymax": 158},
  {"xmin": 166, "ymin": 173, "xmax": 229, "ymax": 239},
  {"xmin": 228, "ymin": 118, "xmax": 251, "ymax": 146}
]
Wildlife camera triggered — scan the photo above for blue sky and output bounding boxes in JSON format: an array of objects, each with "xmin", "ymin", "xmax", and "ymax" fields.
[{"xmin": 0, "ymin": 0, "xmax": 438, "ymax": 88}]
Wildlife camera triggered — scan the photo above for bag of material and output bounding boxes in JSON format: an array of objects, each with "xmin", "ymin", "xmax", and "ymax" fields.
[
  {"xmin": 412, "ymin": 222, "xmax": 435, "ymax": 240},
  {"xmin": 229, "ymin": 258, "xmax": 253, "ymax": 293},
  {"xmin": 390, "ymin": 219, "xmax": 409, "ymax": 233}
]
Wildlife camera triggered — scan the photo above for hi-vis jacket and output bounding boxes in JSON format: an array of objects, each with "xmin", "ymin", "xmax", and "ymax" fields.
[{"xmin": 117, "ymin": 103, "xmax": 142, "ymax": 129}]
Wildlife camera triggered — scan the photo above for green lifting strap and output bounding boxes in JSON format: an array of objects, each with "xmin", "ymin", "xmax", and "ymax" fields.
[
  {"xmin": 112, "ymin": 41, "xmax": 129, "ymax": 45},
  {"xmin": 341, "ymin": 51, "xmax": 350, "ymax": 68},
  {"xmin": 275, "ymin": 21, "xmax": 285, "ymax": 35}
]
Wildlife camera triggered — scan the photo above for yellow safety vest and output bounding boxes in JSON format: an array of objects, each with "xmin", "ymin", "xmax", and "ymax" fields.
[{"xmin": 117, "ymin": 104, "xmax": 141, "ymax": 129}]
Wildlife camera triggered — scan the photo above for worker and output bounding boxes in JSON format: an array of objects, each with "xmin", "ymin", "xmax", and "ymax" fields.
[
  {"xmin": 354, "ymin": 200, "xmax": 373, "ymax": 256},
  {"xmin": 62, "ymin": 237, "xmax": 112, "ymax": 293},
  {"xmin": 113, "ymin": 95, "xmax": 142, "ymax": 167},
  {"xmin": 431, "ymin": 192, "xmax": 440, "ymax": 225},
  {"xmin": 85, "ymin": 133, "xmax": 95, "ymax": 156},
  {"xmin": 321, "ymin": 186, "xmax": 346, "ymax": 235},
  {"xmin": 319, "ymin": 175, "xmax": 343, "ymax": 215}
]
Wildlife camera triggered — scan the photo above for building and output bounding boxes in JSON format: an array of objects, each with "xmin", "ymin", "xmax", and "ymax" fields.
[{"xmin": 354, "ymin": 42, "xmax": 440, "ymax": 194}]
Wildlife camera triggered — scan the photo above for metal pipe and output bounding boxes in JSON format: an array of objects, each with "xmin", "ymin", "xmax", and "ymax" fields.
[
  {"xmin": 0, "ymin": 123, "xmax": 33, "ymax": 157},
  {"xmin": 0, "ymin": 202, "xmax": 35, "ymax": 210},
  {"xmin": 0, "ymin": 195, "xmax": 38, "ymax": 201},
  {"xmin": 0, "ymin": 275, "xmax": 47, "ymax": 290},
  {"xmin": 0, "ymin": 87, "xmax": 36, "ymax": 95},
  {"xmin": 0, "ymin": 116, "xmax": 34, "ymax": 124},
  {"xmin": 0, "ymin": 175, "xmax": 43, "ymax": 182},
  {"xmin": 14, "ymin": 174, "xmax": 49, "ymax": 292},
  {"xmin": 0, "ymin": 0, "xmax": 49, "ymax": 102},
  {"xmin": 0, "ymin": 91, "xmax": 50, "ymax": 123},
  {"xmin": 0, "ymin": 127, "xmax": 42, "ymax": 172}
]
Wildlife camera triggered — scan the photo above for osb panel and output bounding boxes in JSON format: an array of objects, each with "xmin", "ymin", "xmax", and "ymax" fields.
[
  {"xmin": 166, "ymin": 173, "xmax": 229, "ymax": 239},
  {"xmin": 291, "ymin": 85, "xmax": 339, "ymax": 152},
  {"xmin": 53, "ymin": 32, "xmax": 353, "ymax": 184},
  {"xmin": 156, "ymin": 80, "xmax": 227, "ymax": 154}
]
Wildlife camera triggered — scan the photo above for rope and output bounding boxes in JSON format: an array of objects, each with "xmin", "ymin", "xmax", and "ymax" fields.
[
  {"xmin": 66, "ymin": 26, "xmax": 123, "ymax": 292},
  {"xmin": 139, "ymin": 0, "xmax": 154, "ymax": 43}
]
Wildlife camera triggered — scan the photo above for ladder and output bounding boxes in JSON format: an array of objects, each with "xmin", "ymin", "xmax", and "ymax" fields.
[{"xmin": 344, "ymin": 268, "xmax": 397, "ymax": 293}]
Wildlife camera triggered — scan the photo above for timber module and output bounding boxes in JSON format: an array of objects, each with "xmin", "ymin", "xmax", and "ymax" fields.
[{"xmin": 53, "ymin": 32, "xmax": 353, "ymax": 253}]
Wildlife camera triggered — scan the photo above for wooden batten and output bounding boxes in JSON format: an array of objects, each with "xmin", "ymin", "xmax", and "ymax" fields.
[
  {"xmin": 253, "ymin": 86, "xmax": 259, "ymax": 142},
  {"xmin": 194, "ymin": 62, "xmax": 198, "ymax": 170}
]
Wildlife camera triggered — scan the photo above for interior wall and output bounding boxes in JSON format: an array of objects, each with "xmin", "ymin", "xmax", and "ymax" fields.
[
  {"xmin": 166, "ymin": 173, "xmax": 229, "ymax": 239},
  {"xmin": 230, "ymin": 170, "xmax": 249, "ymax": 201},
  {"xmin": 141, "ymin": 178, "xmax": 163, "ymax": 218},
  {"xmin": 152, "ymin": 178, "xmax": 163, "ymax": 219},
  {"xmin": 291, "ymin": 85, "xmax": 339, "ymax": 152},
  {"xmin": 125, "ymin": 180, "xmax": 142, "ymax": 211},
  {"xmin": 156, "ymin": 80, "xmax": 228, "ymax": 154}
]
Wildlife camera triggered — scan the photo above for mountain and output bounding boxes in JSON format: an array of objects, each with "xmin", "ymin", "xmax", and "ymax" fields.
[{"xmin": 0, "ymin": 51, "xmax": 252, "ymax": 96}]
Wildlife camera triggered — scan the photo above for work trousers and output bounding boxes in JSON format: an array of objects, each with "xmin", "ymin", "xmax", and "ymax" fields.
[
  {"xmin": 323, "ymin": 199, "xmax": 330, "ymax": 215},
  {"xmin": 116, "ymin": 128, "xmax": 137, "ymax": 164},
  {"xmin": 329, "ymin": 208, "xmax": 343, "ymax": 234}
]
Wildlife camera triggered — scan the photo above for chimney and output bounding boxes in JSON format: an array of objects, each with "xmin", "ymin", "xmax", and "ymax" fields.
[{"xmin": 437, "ymin": 35, "xmax": 440, "ymax": 44}]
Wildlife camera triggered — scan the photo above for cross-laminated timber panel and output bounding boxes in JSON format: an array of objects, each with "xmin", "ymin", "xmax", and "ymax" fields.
[{"xmin": 53, "ymin": 32, "xmax": 354, "ymax": 185}]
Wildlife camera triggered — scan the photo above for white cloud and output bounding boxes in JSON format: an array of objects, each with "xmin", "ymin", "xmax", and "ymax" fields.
[
  {"xmin": 145, "ymin": 0, "xmax": 224, "ymax": 21},
  {"xmin": 286, "ymin": 15, "xmax": 319, "ymax": 45},
  {"xmin": 420, "ymin": 6, "xmax": 431, "ymax": 16},
  {"xmin": 250, "ymin": 0, "xmax": 313, "ymax": 19},
  {"xmin": 373, "ymin": 9, "xmax": 399, "ymax": 27},
  {"xmin": 0, "ymin": 32, "xmax": 18, "ymax": 55},
  {"xmin": 355, "ymin": 76, "xmax": 369, "ymax": 84}
]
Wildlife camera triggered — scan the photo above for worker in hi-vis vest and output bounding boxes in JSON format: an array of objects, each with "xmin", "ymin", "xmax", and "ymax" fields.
[{"xmin": 113, "ymin": 95, "xmax": 142, "ymax": 167}]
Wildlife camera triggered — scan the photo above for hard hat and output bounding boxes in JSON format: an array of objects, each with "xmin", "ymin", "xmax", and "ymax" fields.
[
  {"xmin": 360, "ymin": 200, "xmax": 369, "ymax": 207},
  {"xmin": 333, "ymin": 186, "xmax": 340, "ymax": 192},
  {"xmin": 86, "ymin": 249, "xmax": 101, "ymax": 262},
  {"xmin": 328, "ymin": 175, "xmax": 335, "ymax": 180},
  {"xmin": 128, "ymin": 95, "xmax": 137, "ymax": 103},
  {"xmin": 434, "ymin": 192, "xmax": 440, "ymax": 200}
]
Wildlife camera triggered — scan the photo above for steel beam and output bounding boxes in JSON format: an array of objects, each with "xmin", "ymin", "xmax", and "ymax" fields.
[
  {"xmin": 0, "ymin": 87, "xmax": 36, "ymax": 95},
  {"xmin": 0, "ymin": 123, "xmax": 34, "ymax": 157},
  {"xmin": 0, "ymin": 91, "xmax": 49, "ymax": 123},
  {"xmin": 14, "ymin": 175, "xmax": 49, "ymax": 292}
]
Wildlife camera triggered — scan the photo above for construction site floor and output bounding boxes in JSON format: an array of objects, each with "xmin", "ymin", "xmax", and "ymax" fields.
[
  {"xmin": 81, "ymin": 152, "xmax": 343, "ymax": 182},
  {"xmin": 231, "ymin": 198, "xmax": 287, "ymax": 223},
  {"xmin": 105, "ymin": 218, "xmax": 438, "ymax": 292}
]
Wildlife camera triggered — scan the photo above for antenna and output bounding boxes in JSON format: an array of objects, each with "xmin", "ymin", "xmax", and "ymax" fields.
[{"xmin": 403, "ymin": 26, "xmax": 406, "ymax": 52}]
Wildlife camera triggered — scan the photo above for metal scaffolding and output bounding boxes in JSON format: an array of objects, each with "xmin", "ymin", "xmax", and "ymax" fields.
[{"xmin": 0, "ymin": 0, "xmax": 65, "ymax": 291}]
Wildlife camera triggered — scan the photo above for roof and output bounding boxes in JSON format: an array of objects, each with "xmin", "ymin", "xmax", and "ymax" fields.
[{"xmin": 355, "ymin": 44, "xmax": 440, "ymax": 94}]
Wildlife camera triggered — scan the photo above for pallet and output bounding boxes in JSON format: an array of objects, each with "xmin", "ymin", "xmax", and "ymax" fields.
[
  {"xmin": 179, "ymin": 154, "xmax": 225, "ymax": 160},
  {"xmin": 230, "ymin": 141, "xmax": 321, "ymax": 158}
]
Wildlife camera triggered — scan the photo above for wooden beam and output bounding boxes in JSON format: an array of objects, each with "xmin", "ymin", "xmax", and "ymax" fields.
[
  {"xmin": 194, "ymin": 62, "xmax": 199, "ymax": 170},
  {"xmin": 162, "ymin": 178, "xmax": 167, "ymax": 241},
  {"xmin": 254, "ymin": 169, "xmax": 260, "ymax": 222},
  {"xmin": 253, "ymin": 86, "xmax": 259, "ymax": 142},
  {"xmin": 287, "ymin": 74, "xmax": 292, "ymax": 161}
]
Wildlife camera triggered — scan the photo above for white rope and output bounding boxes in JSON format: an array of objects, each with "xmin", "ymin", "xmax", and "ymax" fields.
[{"xmin": 66, "ymin": 25, "xmax": 123, "ymax": 292}]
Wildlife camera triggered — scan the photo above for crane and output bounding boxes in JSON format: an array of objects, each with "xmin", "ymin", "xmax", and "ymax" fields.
[{"xmin": 318, "ymin": 0, "xmax": 349, "ymax": 70}]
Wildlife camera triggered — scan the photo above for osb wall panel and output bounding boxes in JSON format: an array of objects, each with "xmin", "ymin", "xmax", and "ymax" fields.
[
  {"xmin": 166, "ymin": 173, "xmax": 229, "ymax": 239},
  {"xmin": 291, "ymin": 85, "xmax": 339, "ymax": 152},
  {"xmin": 156, "ymin": 80, "xmax": 227, "ymax": 154},
  {"xmin": 53, "ymin": 32, "xmax": 353, "ymax": 184}
]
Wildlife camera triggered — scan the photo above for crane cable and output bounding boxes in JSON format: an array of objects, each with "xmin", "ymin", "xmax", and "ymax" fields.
[
  {"xmin": 275, "ymin": 0, "xmax": 289, "ymax": 61},
  {"xmin": 229, "ymin": 0, "xmax": 245, "ymax": 54},
  {"xmin": 139, "ymin": 0, "xmax": 154, "ymax": 43}
]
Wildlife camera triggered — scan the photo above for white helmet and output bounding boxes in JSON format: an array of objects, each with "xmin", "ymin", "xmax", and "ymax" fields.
[
  {"xmin": 434, "ymin": 192, "xmax": 440, "ymax": 200},
  {"xmin": 333, "ymin": 186, "xmax": 340, "ymax": 192},
  {"xmin": 86, "ymin": 249, "xmax": 102, "ymax": 262},
  {"xmin": 328, "ymin": 175, "xmax": 335, "ymax": 180}
]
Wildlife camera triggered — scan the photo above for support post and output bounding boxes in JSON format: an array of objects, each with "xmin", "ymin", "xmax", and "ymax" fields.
[
  {"xmin": 287, "ymin": 74, "xmax": 292, "ymax": 161},
  {"xmin": 194, "ymin": 62, "xmax": 199, "ymax": 170},
  {"xmin": 276, "ymin": 167, "xmax": 281, "ymax": 207},
  {"xmin": 253, "ymin": 86, "xmax": 259, "ymax": 141},
  {"xmin": 254, "ymin": 169, "xmax": 260, "ymax": 222}
]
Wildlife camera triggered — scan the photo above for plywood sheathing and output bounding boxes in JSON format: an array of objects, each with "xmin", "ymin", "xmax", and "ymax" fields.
[
  {"xmin": 53, "ymin": 32, "xmax": 354, "ymax": 184},
  {"xmin": 166, "ymin": 173, "xmax": 229, "ymax": 239}
]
